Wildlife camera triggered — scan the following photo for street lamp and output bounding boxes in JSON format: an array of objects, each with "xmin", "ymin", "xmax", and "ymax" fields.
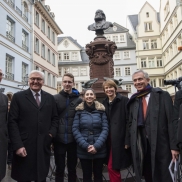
[{"xmin": 18, "ymin": 74, "xmax": 29, "ymax": 89}]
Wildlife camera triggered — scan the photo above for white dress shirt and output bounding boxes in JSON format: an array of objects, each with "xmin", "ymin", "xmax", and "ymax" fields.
[
  {"xmin": 144, "ymin": 93, "xmax": 150, "ymax": 106},
  {"xmin": 30, "ymin": 89, "xmax": 41, "ymax": 102}
]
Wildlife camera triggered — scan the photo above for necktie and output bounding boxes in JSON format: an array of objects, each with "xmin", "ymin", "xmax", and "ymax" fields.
[
  {"xmin": 35, "ymin": 93, "xmax": 40, "ymax": 106},
  {"xmin": 142, "ymin": 96, "xmax": 147, "ymax": 119}
]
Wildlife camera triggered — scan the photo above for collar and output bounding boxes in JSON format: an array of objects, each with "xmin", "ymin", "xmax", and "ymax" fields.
[{"xmin": 30, "ymin": 89, "xmax": 41, "ymax": 96}]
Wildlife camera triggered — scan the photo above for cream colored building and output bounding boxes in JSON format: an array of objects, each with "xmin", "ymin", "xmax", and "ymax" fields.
[
  {"xmin": 128, "ymin": 1, "xmax": 182, "ymax": 96},
  {"xmin": 33, "ymin": 0, "xmax": 63, "ymax": 94}
]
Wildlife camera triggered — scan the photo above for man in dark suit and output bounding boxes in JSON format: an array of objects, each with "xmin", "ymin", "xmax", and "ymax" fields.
[
  {"xmin": 8, "ymin": 70, "xmax": 58, "ymax": 182},
  {"xmin": 127, "ymin": 70, "xmax": 179, "ymax": 182},
  {"xmin": 0, "ymin": 68, "xmax": 8, "ymax": 181}
]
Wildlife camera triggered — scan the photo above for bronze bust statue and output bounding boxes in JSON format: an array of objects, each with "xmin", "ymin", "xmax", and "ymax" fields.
[{"xmin": 88, "ymin": 10, "xmax": 113, "ymax": 36}]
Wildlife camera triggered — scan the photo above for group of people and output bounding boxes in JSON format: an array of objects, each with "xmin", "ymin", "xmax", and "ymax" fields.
[{"xmin": 0, "ymin": 68, "xmax": 181, "ymax": 182}]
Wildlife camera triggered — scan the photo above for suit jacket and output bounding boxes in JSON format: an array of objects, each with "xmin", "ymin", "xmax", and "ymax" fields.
[
  {"xmin": 0, "ymin": 93, "xmax": 8, "ymax": 181},
  {"xmin": 8, "ymin": 88, "xmax": 58, "ymax": 181},
  {"xmin": 128, "ymin": 88, "xmax": 177, "ymax": 182}
]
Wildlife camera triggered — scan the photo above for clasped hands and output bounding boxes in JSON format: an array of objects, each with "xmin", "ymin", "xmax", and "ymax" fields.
[{"xmin": 87, "ymin": 145, "xmax": 97, "ymax": 154}]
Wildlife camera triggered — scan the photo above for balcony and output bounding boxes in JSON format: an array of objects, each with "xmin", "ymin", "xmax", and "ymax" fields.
[
  {"xmin": 7, "ymin": 0, "xmax": 14, "ymax": 8},
  {"xmin": 23, "ymin": 14, "xmax": 28, "ymax": 22},
  {"xmin": 22, "ymin": 43, "xmax": 28, "ymax": 52},
  {"xmin": 6, "ymin": 32, "xmax": 15, "ymax": 43},
  {"xmin": 5, "ymin": 72, "xmax": 14, "ymax": 81},
  {"xmin": 16, "ymin": 6, "xmax": 22, "ymax": 16}
]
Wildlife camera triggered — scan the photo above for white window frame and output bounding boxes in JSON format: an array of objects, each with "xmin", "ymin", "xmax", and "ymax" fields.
[
  {"xmin": 63, "ymin": 67, "xmax": 70, "ymax": 74},
  {"xmin": 150, "ymin": 79, "xmax": 156, "ymax": 87},
  {"xmin": 148, "ymin": 58, "xmax": 155, "ymax": 68},
  {"xmin": 22, "ymin": 62, "xmax": 28, "ymax": 82},
  {"xmin": 126, "ymin": 84, "xmax": 132, "ymax": 92},
  {"xmin": 63, "ymin": 52, "xmax": 69, "ymax": 61},
  {"xmin": 47, "ymin": 49, "xmax": 50, "ymax": 62},
  {"xmin": 125, "ymin": 67, "xmax": 131, "ymax": 76},
  {"xmin": 141, "ymin": 58, "xmax": 147, "ymax": 68},
  {"xmin": 72, "ymin": 67, "xmax": 79, "ymax": 76},
  {"xmin": 72, "ymin": 52, "xmax": 78, "ymax": 61},
  {"xmin": 35, "ymin": 11, "xmax": 39, "ymax": 26},
  {"xmin": 35, "ymin": 38, "xmax": 39, "ymax": 53},
  {"xmin": 123, "ymin": 51, "xmax": 130, "ymax": 59},
  {"xmin": 144, "ymin": 22, "xmax": 152, "ymax": 31},
  {"xmin": 41, "ymin": 44, "xmax": 45, "ymax": 58},
  {"xmin": 5, "ymin": 54, "xmax": 14, "ymax": 80},
  {"xmin": 151, "ymin": 40, "xmax": 157, "ymax": 49},
  {"xmin": 115, "ymin": 67, "xmax": 121, "ymax": 77},
  {"xmin": 80, "ymin": 67, "xmax": 87, "ymax": 76},
  {"xmin": 143, "ymin": 40, "xmax": 149, "ymax": 50},
  {"xmin": 41, "ymin": 19, "xmax": 45, "ymax": 33},
  {"xmin": 114, "ymin": 51, "xmax": 120, "ymax": 60},
  {"xmin": 52, "ymin": 53, "xmax": 55, "ymax": 65},
  {"xmin": 120, "ymin": 34, "xmax": 125, "ymax": 42},
  {"xmin": 157, "ymin": 57, "xmax": 163, "ymax": 67}
]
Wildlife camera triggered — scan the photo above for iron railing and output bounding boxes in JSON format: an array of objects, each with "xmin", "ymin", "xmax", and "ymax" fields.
[
  {"xmin": 7, "ymin": 0, "xmax": 14, "ymax": 8},
  {"xmin": 23, "ymin": 14, "xmax": 28, "ymax": 22},
  {"xmin": 5, "ymin": 72, "xmax": 14, "ymax": 81},
  {"xmin": 6, "ymin": 32, "xmax": 15, "ymax": 43},
  {"xmin": 16, "ymin": 6, "xmax": 22, "ymax": 16},
  {"xmin": 22, "ymin": 43, "xmax": 28, "ymax": 52}
]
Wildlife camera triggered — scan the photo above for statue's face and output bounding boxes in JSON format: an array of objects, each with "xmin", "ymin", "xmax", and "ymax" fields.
[{"xmin": 95, "ymin": 10, "xmax": 103, "ymax": 21}]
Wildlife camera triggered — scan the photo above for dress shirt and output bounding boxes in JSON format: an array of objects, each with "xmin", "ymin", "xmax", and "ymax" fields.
[
  {"xmin": 144, "ymin": 93, "xmax": 150, "ymax": 106},
  {"xmin": 30, "ymin": 89, "xmax": 41, "ymax": 102}
]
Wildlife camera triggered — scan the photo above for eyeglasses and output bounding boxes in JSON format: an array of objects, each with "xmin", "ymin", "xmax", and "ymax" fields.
[
  {"xmin": 0, "ymin": 73, "xmax": 4, "ymax": 76},
  {"xmin": 29, "ymin": 77, "xmax": 43, "ymax": 82},
  {"xmin": 63, "ymin": 81, "xmax": 73, "ymax": 84}
]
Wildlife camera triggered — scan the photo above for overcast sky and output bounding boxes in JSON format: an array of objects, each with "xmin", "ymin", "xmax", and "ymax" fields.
[{"xmin": 45, "ymin": 0, "xmax": 160, "ymax": 46}]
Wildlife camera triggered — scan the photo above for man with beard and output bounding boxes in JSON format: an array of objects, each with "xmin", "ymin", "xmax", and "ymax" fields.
[{"xmin": 127, "ymin": 70, "xmax": 178, "ymax": 182}]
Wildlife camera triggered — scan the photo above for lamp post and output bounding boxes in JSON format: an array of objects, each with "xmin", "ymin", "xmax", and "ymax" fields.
[{"xmin": 18, "ymin": 74, "xmax": 29, "ymax": 89}]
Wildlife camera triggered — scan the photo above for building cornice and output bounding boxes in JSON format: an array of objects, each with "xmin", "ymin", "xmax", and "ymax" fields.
[{"xmin": 34, "ymin": 0, "xmax": 63, "ymax": 35}]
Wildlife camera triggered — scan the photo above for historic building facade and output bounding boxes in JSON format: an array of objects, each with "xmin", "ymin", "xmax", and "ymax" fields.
[
  {"xmin": 33, "ymin": 0, "xmax": 63, "ymax": 94},
  {"xmin": 104, "ymin": 22, "xmax": 137, "ymax": 97},
  {"xmin": 128, "ymin": 1, "xmax": 182, "ymax": 96},
  {"xmin": 0, "ymin": 0, "xmax": 34, "ymax": 100}
]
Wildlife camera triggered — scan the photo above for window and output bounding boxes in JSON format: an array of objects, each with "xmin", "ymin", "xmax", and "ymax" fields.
[
  {"xmin": 72, "ymin": 52, "xmax": 78, "ymax": 60},
  {"xmin": 52, "ymin": 76, "xmax": 55, "ymax": 88},
  {"xmin": 52, "ymin": 31, "xmax": 55, "ymax": 43},
  {"xmin": 174, "ymin": 14, "xmax": 178, "ymax": 28},
  {"xmin": 178, "ymin": 35, "xmax": 182, "ymax": 47},
  {"xmin": 5, "ymin": 54, "xmax": 14, "ymax": 80},
  {"xmin": 47, "ymin": 26, "xmax": 50, "ymax": 39},
  {"xmin": 144, "ymin": 22, "xmax": 152, "ymax": 31},
  {"xmin": 35, "ymin": 11, "xmax": 39, "ymax": 26},
  {"xmin": 143, "ymin": 40, "xmax": 149, "ymax": 50},
  {"xmin": 48, "ymin": 73, "xmax": 51, "ymax": 86},
  {"xmin": 58, "ymin": 53, "xmax": 61, "ymax": 60},
  {"xmin": 170, "ymin": 20, "xmax": 173, "ymax": 33},
  {"xmin": 174, "ymin": 71, "xmax": 177, "ymax": 78},
  {"xmin": 115, "ymin": 68, "xmax": 121, "ymax": 76},
  {"xmin": 63, "ymin": 53, "xmax": 69, "ymax": 60},
  {"xmin": 6, "ymin": 17, "xmax": 15, "ymax": 43},
  {"xmin": 126, "ymin": 85, "xmax": 132, "ymax": 92},
  {"xmin": 164, "ymin": 1, "xmax": 170, "ymax": 19},
  {"xmin": 114, "ymin": 51, "xmax": 120, "ymax": 60},
  {"xmin": 148, "ymin": 58, "xmax": 155, "ymax": 68},
  {"xmin": 141, "ymin": 58, "xmax": 147, "ymax": 68},
  {"xmin": 173, "ymin": 41, "xmax": 177, "ymax": 55},
  {"xmin": 41, "ymin": 44, "xmax": 45, "ymax": 58},
  {"xmin": 123, "ymin": 51, "xmax": 130, "ymax": 59},
  {"xmin": 150, "ymin": 79, "xmax": 156, "ymax": 87},
  {"xmin": 58, "ymin": 67, "xmax": 62, "ymax": 76},
  {"xmin": 166, "ymin": 29, "xmax": 169, "ymax": 39},
  {"xmin": 125, "ymin": 67, "xmax": 130, "ymax": 76},
  {"xmin": 159, "ymin": 79, "xmax": 164, "ymax": 87},
  {"xmin": 113, "ymin": 35, "xmax": 118, "ymax": 43},
  {"xmin": 80, "ymin": 67, "xmax": 87, "ymax": 76},
  {"xmin": 7, "ymin": 0, "xmax": 14, "ymax": 8},
  {"xmin": 23, "ymin": 2, "xmax": 28, "ymax": 22},
  {"xmin": 157, "ymin": 57, "xmax": 163, "ymax": 67},
  {"xmin": 52, "ymin": 53, "xmax": 55, "ymax": 65},
  {"xmin": 22, "ymin": 30, "xmax": 28, "ymax": 52},
  {"xmin": 63, "ymin": 68, "xmax": 70, "ymax": 74},
  {"xmin": 106, "ymin": 35, "xmax": 111, "ymax": 40},
  {"xmin": 41, "ymin": 19, "xmax": 45, "ymax": 33},
  {"xmin": 22, "ymin": 62, "xmax": 28, "ymax": 82},
  {"xmin": 170, "ymin": 46, "xmax": 173, "ymax": 58},
  {"xmin": 146, "ymin": 12, "xmax": 149, "ymax": 17},
  {"xmin": 120, "ymin": 34, "xmax": 125, "ymax": 42},
  {"xmin": 72, "ymin": 67, "xmax": 78, "ymax": 76},
  {"xmin": 151, "ymin": 40, "xmax": 157, "ymax": 49},
  {"xmin": 35, "ymin": 38, "xmax": 39, "ymax": 53},
  {"xmin": 47, "ymin": 49, "xmax": 50, "ymax": 62}
]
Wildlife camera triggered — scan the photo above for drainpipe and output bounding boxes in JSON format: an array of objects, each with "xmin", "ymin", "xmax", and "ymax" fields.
[{"xmin": 31, "ymin": 0, "xmax": 35, "ymax": 70}]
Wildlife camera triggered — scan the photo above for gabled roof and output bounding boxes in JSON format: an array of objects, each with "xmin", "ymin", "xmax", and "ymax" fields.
[
  {"xmin": 57, "ymin": 36, "xmax": 84, "ymax": 50},
  {"xmin": 104, "ymin": 22, "xmax": 129, "ymax": 34},
  {"xmin": 128, "ymin": 15, "xmax": 138, "ymax": 32}
]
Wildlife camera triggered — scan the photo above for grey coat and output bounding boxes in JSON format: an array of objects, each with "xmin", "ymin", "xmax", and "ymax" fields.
[
  {"xmin": 0, "ymin": 93, "xmax": 8, "ymax": 181},
  {"xmin": 128, "ymin": 88, "xmax": 177, "ymax": 182}
]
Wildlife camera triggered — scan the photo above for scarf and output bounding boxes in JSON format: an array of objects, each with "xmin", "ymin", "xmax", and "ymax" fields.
[
  {"xmin": 84, "ymin": 102, "xmax": 96, "ymax": 113},
  {"xmin": 127, "ymin": 84, "xmax": 152, "ymax": 126}
]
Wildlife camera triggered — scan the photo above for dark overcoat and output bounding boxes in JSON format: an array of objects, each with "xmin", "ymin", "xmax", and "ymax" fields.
[
  {"xmin": 103, "ymin": 93, "xmax": 132, "ymax": 170},
  {"xmin": 128, "ymin": 88, "xmax": 178, "ymax": 182},
  {"xmin": 72, "ymin": 101, "xmax": 109, "ymax": 159},
  {"xmin": 8, "ymin": 89, "xmax": 58, "ymax": 182},
  {"xmin": 0, "ymin": 93, "xmax": 8, "ymax": 181}
]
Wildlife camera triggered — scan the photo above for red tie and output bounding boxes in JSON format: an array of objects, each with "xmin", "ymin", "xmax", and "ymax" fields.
[{"xmin": 142, "ymin": 96, "xmax": 147, "ymax": 119}]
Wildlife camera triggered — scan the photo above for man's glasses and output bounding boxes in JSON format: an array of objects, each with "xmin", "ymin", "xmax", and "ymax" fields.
[
  {"xmin": 63, "ymin": 81, "xmax": 73, "ymax": 84},
  {"xmin": 29, "ymin": 78, "xmax": 43, "ymax": 82},
  {"xmin": 0, "ymin": 73, "xmax": 4, "ymax": 76}
]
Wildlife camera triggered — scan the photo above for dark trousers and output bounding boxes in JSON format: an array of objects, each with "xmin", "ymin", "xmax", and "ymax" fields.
[
  {"xmin": 7, "ymin": 140, "xmax": 13, "ymax": 165},
  {"xmin": 54, "ymin": 141, "xmax": 77, "ymax": 182},
  {"xmin": 80, "ymin": 158, "xmax": 104, "ymax": 182}
]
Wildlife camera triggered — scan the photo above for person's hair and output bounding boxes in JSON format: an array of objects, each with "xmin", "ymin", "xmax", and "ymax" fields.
[
  {"xmin": 83, "ymin": 88, "xmax": 96, "ymax": 96},
  {"xmin": 132, "ymin": 69, "xmax": 149, "ymax": 79},
  {"xmin": 62, "ymin": 73, "xmax": 74, "ymax": 82},
  {"xmin": 29, "ymin": 70, "xmax": 45, "ymax": 81},
  {"xmin": 102, "ymin": 79, "xmax": 117, "ymax": 91}
]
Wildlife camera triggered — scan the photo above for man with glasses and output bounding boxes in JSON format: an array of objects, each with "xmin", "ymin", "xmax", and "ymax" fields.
[
  {"xmin": 53, "ymin": 73, "xmax": 82, "ymax": 182},
  {"xmin": 8, "ymin": 70, "xmax": 58, "ymax": 182},
  {"xmin": 0, "ymin": 68, "xmax": 8, "ymax": 181}
]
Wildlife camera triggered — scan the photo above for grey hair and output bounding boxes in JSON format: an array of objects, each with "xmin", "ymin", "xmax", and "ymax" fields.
[
  {"xmin": 29, "ymin": 70, "xmax": 45, "ymax": 81},
  {"xmin": 132, "ymin": 69, "xmax": 149, "ymax": 79}
]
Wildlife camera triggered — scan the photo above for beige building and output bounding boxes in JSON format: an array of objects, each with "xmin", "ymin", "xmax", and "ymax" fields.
[
  {"xmin": 33, "ymin": 0, "xmax": 63, "ymax": 94},
  {"xmin": 128, "ymin": 1, "xmax": 182, "ymax": 96}
]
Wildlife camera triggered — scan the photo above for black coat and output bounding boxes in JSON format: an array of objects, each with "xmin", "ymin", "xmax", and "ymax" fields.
[
  {"xmin": 0, "ymin": 93, "xmax": 8, "ymax": 181},
  {"xmin": 72, "ymin": 101, "xmax": 109, "ymax": 159},
  {"xmin": 103, "ymin": 93, "xmax": 132, "ymax": 170},
  {"xmin": 8, "ymin": 89, "xmax": 58, "ymax": 182},
  {"xmin": 128, "ymin": 88, "xmax": 178, "ymax": 182}
]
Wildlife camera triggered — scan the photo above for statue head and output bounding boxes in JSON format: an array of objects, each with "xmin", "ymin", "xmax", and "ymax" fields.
[{"xmin": 94, "ymin": 9, "xmax": 106, "ymax": 22}]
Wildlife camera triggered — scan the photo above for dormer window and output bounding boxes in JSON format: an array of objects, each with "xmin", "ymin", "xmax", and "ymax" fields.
[{"xmin": 146, "ymin": 12, "xmax": 149, "ymax": 17}]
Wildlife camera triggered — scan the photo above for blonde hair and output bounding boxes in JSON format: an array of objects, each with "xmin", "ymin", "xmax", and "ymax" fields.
[{"xmin": 102, "ymin": 79, "xmax": 117, "ymax": 91}]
